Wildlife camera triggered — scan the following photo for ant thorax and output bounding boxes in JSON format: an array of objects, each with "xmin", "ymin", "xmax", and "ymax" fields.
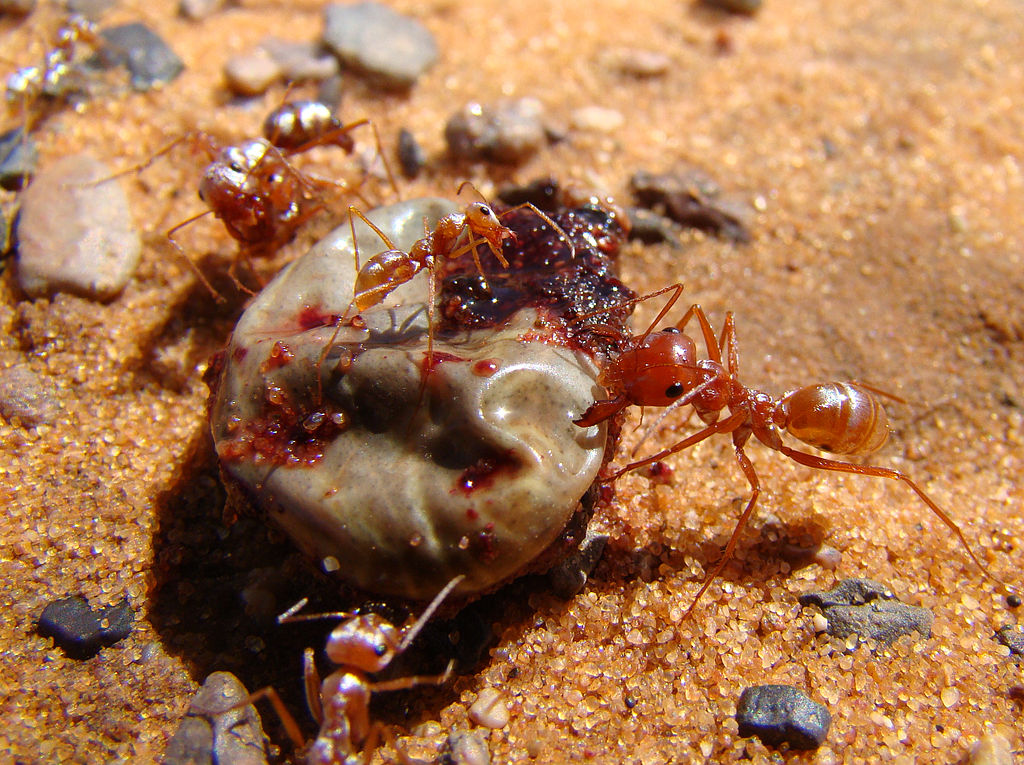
[{"xmin": 208, "ymin": 197, "xmax": 633, "ymax": 601}]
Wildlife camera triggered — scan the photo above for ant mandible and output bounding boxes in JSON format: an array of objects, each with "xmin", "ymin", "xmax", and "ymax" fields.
[
  {"xmin": 252, "ymin": 576, "xmax": 463, "ymax": 764},
  {"xmin": 575, "ymin": 282, "xmax": 1009, "ymax": 616}
]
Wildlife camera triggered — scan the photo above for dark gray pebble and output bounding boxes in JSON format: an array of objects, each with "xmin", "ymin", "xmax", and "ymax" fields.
[
  {"xmin": 441, "ymin": 728, "xmax": 491, "ymax": 765},
  {"xmin": 0, "ymin": 365, "xmax": 61, "ymax": 426},
  {"xmin": 548, "ymin": 528, "xmax": 609, "ymax": 599},
  {"xmin": 445, "ymin": 99, "xmax": 547, "ymax": 165},
  {"xmin": 260, "ymin": 38, "xmax": 339, "ymax": 83},
  {"xmin": 994, "ymin": 625, "xmax": 1024, "ymax": 656},
  {"xmin": 736, "ymin": 684, "xmax": 831, "ymax": 750},
  {"xmin": 323, "ymin": 2, "xmax": 438, "ymax": 90},
  {"xmin": 397, "ymin": 128, "xmax": 426, "ymax": 179},
  {"xmin": 0, "ymin": 126, "xmax": 39, "ymax": 191},
  {"xmin": 1007, "ymin": 593, "xmax": 1021, "ymax": 608},
  {"xmin": 37, "ymin": 596, "xmax": 133, "ymax": 659},
  {"xmin": 631, "ymin": 168, "xmax": 753, "ymax": 243},
  {"xmin": 800, "ymin": 579, "xmax": 933, "ymax": 645},
  {"xmin": 164, "ymin": 671, "xmax": 268, "ymax": 765},
  {"xmin": 99, "ymin": 23, "xmax": 184, "ymax": 91},
  {"xmin": 703, "ymin": 0, "xmax": 763, "ymax": 14},
  {"xmin": 798, "ymin": 578, "xmax": 895, "ymax": 608}
]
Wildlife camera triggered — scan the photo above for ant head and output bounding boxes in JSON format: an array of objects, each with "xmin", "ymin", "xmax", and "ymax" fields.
[
  {"xmin": 325, "ymin": 613, "xmax": 401, "ymax": 673},
  {"xmin": 621, "ymin": 331, "xmax": 702, "ymax": 407}
]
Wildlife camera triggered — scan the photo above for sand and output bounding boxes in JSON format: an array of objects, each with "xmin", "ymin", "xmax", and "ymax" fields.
[{"xmin": 0, "ymin": 0, "xmax": 1021, "ymax": 762}]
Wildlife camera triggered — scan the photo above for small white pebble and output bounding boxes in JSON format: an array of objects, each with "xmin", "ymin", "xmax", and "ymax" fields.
[
  {"xmin": 469, "ymin": 687, "xmax": 510, "ymax": 729},
  {"xmin": 940, "ymin": 687, "xmax": 960, "ymax": 708},
  {"xmin": 812, "ymin": 613, "xmax": 829, "ymax": 633}
]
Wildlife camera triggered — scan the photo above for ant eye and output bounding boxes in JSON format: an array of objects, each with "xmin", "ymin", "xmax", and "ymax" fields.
[
  {"xmin": 665, "ymin": 382, "xmax": 684, "ymax": 398},
  {"xmin": 229, "ymin": 162, "xmax": 243, "ymax": 173},
  {"xmin": 374, "ymin": 642, "xmax": 388, "ymax": 657},
  {"xmin": 662, "ymin": 327, "xmax": 680, "ymax": 334},
  {"xmin": 479, "ymin": 205, "xmax": 491, "ymax": 216}
]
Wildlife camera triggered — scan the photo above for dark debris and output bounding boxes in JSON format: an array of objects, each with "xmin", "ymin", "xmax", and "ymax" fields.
[
  {"xmin": 736, "ymin": 684, "xmax": 831, "ymax": 750},
  {"xmin": 800, "ymin": 578, "xmax": 933, "ymax": 646},
  {"xmin": 630, "ymin": 168, "xmax": 753, "ymax": 243},
  {"xmin": 37, "ymin": 595, "xmax": 133, "ymax": 659}
]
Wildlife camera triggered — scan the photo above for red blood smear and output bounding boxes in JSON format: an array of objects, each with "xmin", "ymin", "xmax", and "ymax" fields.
[
  {"xmin": 454, "ymin": 452, "xmax": 517, "ymax": 496},
  {"xmin": 298, "ymin": 305, "xmax": 336, "ymax": 330},
  {"xmin": 422, "ymin": 351, "xmax": 468, "ymax": 374},
  {"xmin": 472, "ymin": 359, "xmax": 500, "ymax": 377}
]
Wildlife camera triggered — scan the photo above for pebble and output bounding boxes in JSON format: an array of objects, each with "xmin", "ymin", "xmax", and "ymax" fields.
[
  {"xmin": 994, "ymin": 625, "xmax": 1024, "ymax": 656},
  {"xmin": 179, "ymin": 0, "xmax": 227, "ymax": 20},
  {"xmin": 65, "ymin": 0, "xmax": 115, "ymax": 18},
  {"xmin": 99, "ymin": 23, "xmax": 185, "ymax": 91},
  {"xmin": 445, "ymin": 99, "xmax": 547, "ymax": 165},
  {"xmin": 497, "ymin": 177, "xmax": 561, "ymax": 211},
  {"xmin": 607, "ymin": 47, "xmax": 671, "ymax": 78},
  {"xmin": 0, "ymin": 126, "xmax": 39, "ymax": 191},
  {"xmin": 1007, "ymin": 593, "xmax": 1021, "ymax": 608},
  {"xmin": 0, "ymin": 365, "xmax": 61, "ymax": 426},
  {"xmin": 735, "ymin": 684, "xmax": 831, "ymax": 750},
  {"xmin": 967, "ymin": 733, "xmax": 1014, "ymax": 765},
  {"xmin": 16, "ymin": 154, "xmax": 141, "ymax": 300},
  {"xmin": 631, "ymin": 168, "xmax": 753, "ymax": 243},
  {"xmin": 440, "ymin": 729, "xmax": 491, "ymax": 765},
  {"xmin": 703, "ymin": 0, "xmax": 763, "ymax": 14},
  {"xmin": 259, "ymin": 37, "xmax": 339, "ymax": 83},
  {"xmin": 164, "ymin": 671, "xmax": 269, "ymax": 765},
  {"xmin": 224, "ymin": 48, "xmax": 283, "ymax": 97},
  {"xmin": 799, "ymin": 579, "xmax": 933, "ymax": 646},
  {"xmin": 397, "ymin": 127, "xmax": 426, "ymax": 179},
  {"xmin": 569, "ymin": 105, "xmax": 624, "ymax": 133},
  {"xmin": 323, "ymin": 2, "xmax": 439, "ymax": 90},
  {"xmin": 37, "ymin": 596, "xmax": 133, "ymax": 660},
  {"xmin": 468, "ymin": 688, "xmax": 510, "ymax": 729}
]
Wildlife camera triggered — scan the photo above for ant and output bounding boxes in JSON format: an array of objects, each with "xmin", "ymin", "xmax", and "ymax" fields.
[
  {"xmin": 575, "ymin": 282, "xmax": 1010, "ymax": 616},
  {"xmin": 251, "ymin": 575, "xmax": 463, "ymax": 764},
  {"xmin": 314, "ymin": 186, "xmax": 574, "ymax": 398},
  {"xmin": 4, "ymin": 14, "xmax": 101, "ymax": 128},
  {"xmin": 112, "ymin": 95, "xmax": 394, "ymax": 296}
]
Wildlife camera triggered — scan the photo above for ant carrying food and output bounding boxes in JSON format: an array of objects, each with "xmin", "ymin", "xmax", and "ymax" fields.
[
  {"xmin": 575, "ymin": 282, "xmax": 1010, "ymax": 615},
  {"xmin": 251, "ymin": 576, "xmax": 463, "ymax": 764}
]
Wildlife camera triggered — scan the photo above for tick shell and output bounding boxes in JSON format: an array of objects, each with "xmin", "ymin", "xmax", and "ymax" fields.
[{"xmin": 208, "ymin": 199, "xmax": 609, "ymax": 600}]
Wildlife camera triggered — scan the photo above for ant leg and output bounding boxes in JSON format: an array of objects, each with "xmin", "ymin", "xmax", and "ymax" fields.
[
  {"xmin": 720, "ymin": 312, "xmax": 739, "ymax": 373},
  {"xmin": 368, "ymin": 660, "xmax": 456, "ymax": 694},
  {"xmin": 246, "ymin": 685, "xmax": 307, "ymax": 751},
  {"xmin": 673, "ymin": 304, "xmax": 721, "ymax": 364},
  {"xmin": 165, "ymin": 211, "xmax": 223, "ymax": 299},
  {"xmin": 776, "ymin": 445, "xmax": 1009, "ymax": 590},
  {"xmin": 612, "ymin": 409, "xmax": 747, "ymax": 480},
  {"xmin": 684, "ymin": 438, "xmax": 764, "ymax": 617},
  {"xmin": 302, "ymin": 646, "xmax": 325, "ymax": 726}
]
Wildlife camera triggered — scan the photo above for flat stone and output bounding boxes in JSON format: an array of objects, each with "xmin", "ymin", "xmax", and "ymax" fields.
[
  {"xmin": 99, "ymin": 23, "xmax": 185, "ymax": 91},
  {"xmin": 260, "ymin": 37, "xmax": 339, "ymax": 83},
  {"xmin": 631, "ymin": 167, "xmax": 753, "ymax": 243},
  {"xmin": 224, "ymin": 48, "xmax": 282, "ymax": 97},
  {"xmin": 323, "ymin": 2, "xmax": 438, "ymax": 90},
  {"xmin": 164, "ymin": 671, "xmax": 269, "ymax": 765},
  {"xmin": 37, "ymin": 596, "xmax": 133, "ymax": 660},
  {"xmin": 15, "ymin": 154, "xmax": 141, "ymax": 301},
  {"xmin": 0, "ymin": 365, "xmax": 61, "ymax": 426},
  {"xmin": 570, "ymin": 105, "xmax": 624, "ymax": 133},
  {"xmin": 800, "ymin": 579, "xmax": 933, "ymax": 645},
  {"xmin": 736, "ymin": 684, "xmax": 831, "ymax": 750},
  {"xmin": 445, "ymin": 99, "xmax": 547, "ymax": 165}
]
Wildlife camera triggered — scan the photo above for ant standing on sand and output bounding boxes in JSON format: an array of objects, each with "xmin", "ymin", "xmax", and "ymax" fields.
[
  {"xmin": 575, "ymin": 282, "xmax": 1010, "ymax": 615},
  {"xmin": 251, "ymin": 576, "xmax": 463, "ymax": 764}
]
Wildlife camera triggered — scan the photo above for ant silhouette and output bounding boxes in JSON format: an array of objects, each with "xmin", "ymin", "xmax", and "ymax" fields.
[
  {"xmin": 575, "ymin": 282, "xmax": 1010, "ymax": 616},
  {"xmin": 251, "ymin": 575, "xmax": 463, "ymax": 764}
]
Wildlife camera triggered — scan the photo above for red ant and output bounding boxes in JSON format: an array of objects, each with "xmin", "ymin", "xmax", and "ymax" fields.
[
  {"xmin": 251, "ymin": 576, "xmax": 463, "ymax": 764},
  {"xmin": 114, "ymin": 96, "xmax": 393, "ymax": 296},
  {"xmin": 575, "ymin": 283, "xmax": 1010, "ymax": 615},
  {"xmin": 314, "ymin": 186, "xmax": 574, "ymax": 398}
]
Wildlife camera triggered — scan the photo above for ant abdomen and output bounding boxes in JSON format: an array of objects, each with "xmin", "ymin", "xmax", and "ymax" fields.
[{"xmin": 776, "ymin": 382, "xmax": 889, "ymax": 455}]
